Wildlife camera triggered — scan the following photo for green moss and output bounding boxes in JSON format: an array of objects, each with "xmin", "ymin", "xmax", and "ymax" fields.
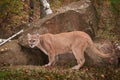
[
  {"xmin": 0, "ymin": 66, "xmax": 119, "ymax": 80},
  {"xmin": 96, "ymin": 25, "xmax": 119, "ymax": 41}
]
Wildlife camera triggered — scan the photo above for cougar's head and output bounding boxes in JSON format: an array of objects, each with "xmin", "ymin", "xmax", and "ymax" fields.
[{"xmin": 27, "ymin": 33, "xmax": 40, "ymax": 48}]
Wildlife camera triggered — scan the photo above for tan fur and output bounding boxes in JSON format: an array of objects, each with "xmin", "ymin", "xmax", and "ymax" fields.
[{"xmin": 27, "ymin": 31, "xmax": 110, "ymax": 69}]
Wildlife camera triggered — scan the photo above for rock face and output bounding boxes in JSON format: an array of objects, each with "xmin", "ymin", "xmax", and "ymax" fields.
[
  {"xmin": 0, "ymin": 40, "xmax": 48, "ymax": 66},
  {"xmin": 19, "ymin": 0, "xmax": 98, "ymax": 47}
]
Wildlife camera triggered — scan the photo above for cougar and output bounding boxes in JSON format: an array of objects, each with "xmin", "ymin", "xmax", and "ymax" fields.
[{"xmin": 27, "ymin": 31, "xmax": 110, "ymax": 69}]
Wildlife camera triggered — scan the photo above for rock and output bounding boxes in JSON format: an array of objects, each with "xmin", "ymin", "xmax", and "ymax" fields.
[
  {"xmin": 19, "ymin": 0, "xmax": 98, "ymax": 47},
  {"xmin": 0, "ymin": 40, "xmax": 48, "ymax": 66}
]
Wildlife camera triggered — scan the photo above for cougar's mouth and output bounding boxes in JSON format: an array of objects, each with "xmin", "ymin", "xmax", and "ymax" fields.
[{"xmin": 29, "ymin": 44, "xmax": 35, "ymax": 48}]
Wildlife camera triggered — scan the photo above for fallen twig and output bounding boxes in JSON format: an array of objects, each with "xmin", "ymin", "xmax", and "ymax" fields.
[{"xmin": 0, "ymin": 29, "xmax": 24, "ymax": 46}]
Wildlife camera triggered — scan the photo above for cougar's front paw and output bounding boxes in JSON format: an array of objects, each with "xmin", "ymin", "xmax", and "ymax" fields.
[
  {"xmin": 42, "ymin": 63, "xmax": 51, "ymax": 67},
  {"xmin": 71, "ymin": 65, "xmax": 81, "ymax": 70}
]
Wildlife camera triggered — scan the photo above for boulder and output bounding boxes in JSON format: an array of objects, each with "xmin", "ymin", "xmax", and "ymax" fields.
[
  {"xmin": 0, "ymin": 40, "xmax": 48, "ymax": 66},
  {"xmin": 19, "ymin": 0, "xmax": 98, "ymax": 47}
]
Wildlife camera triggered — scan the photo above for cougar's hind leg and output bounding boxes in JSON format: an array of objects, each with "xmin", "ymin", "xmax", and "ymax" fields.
[
  {"xmin": 71, "ymin": 41, "xmax": 87, "ymax": 70},
  {"xmin": 72, "ymin": 49, "xmax": 85, "ymax": 70}
]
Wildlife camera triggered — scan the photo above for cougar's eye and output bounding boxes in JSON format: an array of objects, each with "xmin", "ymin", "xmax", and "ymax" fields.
[{"xmin": 29, "ymin": 40, "xmax": 34, "ymax": 43}]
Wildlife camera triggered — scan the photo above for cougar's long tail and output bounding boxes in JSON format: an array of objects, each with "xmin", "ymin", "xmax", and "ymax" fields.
[{"xmin": 86, "ymin": 39, "xmax": 111, "ymax": 58}]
